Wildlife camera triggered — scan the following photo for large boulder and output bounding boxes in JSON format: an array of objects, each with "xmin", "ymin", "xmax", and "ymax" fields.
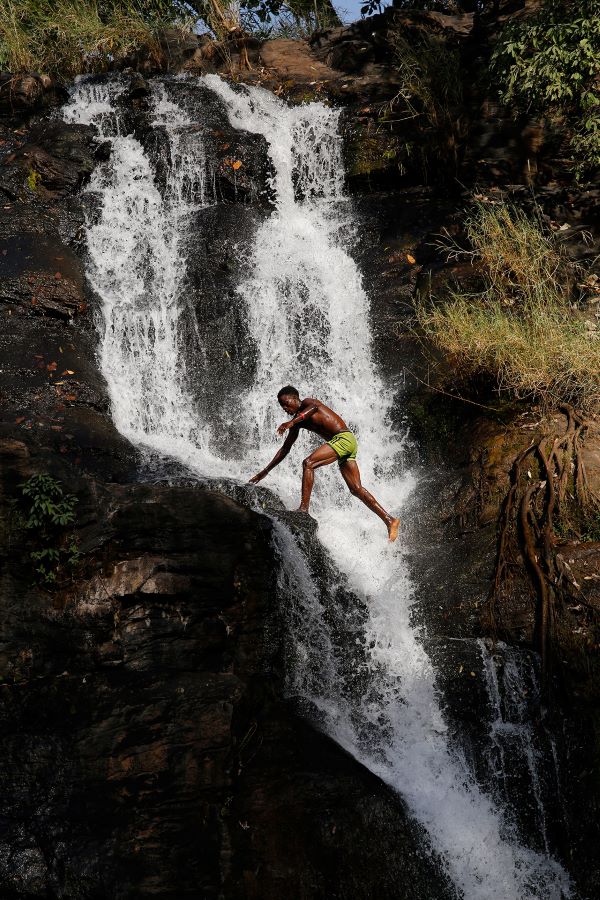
[{"xmin": 0, "ymin": 439, "xmax": 452, "ymax": 899}]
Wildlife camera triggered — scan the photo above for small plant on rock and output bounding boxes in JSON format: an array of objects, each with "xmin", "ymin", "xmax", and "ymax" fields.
[
  {"xmin": 19, "ymin": 473, "xmax": 80, "ymax": 585},
  {"xmin": 27, "ymin": 169, "xmax": 41, "ymax": 192}
]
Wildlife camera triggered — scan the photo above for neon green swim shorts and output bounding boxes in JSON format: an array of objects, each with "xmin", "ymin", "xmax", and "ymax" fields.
[{"xmin": 327, "ymin": 430, "xmax": 358, "ymax": 463}]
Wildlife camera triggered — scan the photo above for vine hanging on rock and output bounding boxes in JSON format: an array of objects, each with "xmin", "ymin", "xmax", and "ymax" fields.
[{"xmin": 485, "ymin": 404, "xmax": 600, "ymax": 682}]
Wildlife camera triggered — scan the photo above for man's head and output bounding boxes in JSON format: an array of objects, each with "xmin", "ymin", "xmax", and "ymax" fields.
[{"xmin": 277, "ymin": 385, "xmax": 300, "ymax": 415}]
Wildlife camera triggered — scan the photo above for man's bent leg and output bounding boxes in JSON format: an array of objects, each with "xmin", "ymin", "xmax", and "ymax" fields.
[
  {"xmin": 300, "ymin": 444, "xmax": 339, "ymax": 511},
  {"xmin": 339, "ymin": 460, "xmax": 400, "ymax": 541}
]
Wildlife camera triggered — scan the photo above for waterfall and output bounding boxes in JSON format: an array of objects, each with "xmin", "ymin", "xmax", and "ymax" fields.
[
  {"xmin": 63, "ymin": 78, "xmax": 219, "ymax": 470},
  {"xmin": 64, "ymin": 76, "xmax": 573, "ymax": 899},
  {"xmin": 478, "ymin": 639, "xmax": 567, "ymax": 856}
]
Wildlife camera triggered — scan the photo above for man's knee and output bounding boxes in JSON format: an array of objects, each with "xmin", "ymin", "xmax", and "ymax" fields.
[
  {"xmin": 347, "ymin": 482, "xmax": 361, "ymax": 497},
  {"xmin": 303, "ymin": 456, "xmax": 315, "ymax": 471}
]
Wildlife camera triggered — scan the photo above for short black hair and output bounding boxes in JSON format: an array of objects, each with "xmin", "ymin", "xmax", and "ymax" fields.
[{"xmin": 277, "ymin": 385, "xmax": 299, "ymax": 401}]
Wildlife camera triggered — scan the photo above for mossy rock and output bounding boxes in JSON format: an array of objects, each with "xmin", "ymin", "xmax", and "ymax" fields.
[{"xmin": 345, "ymin": 125, "xmax": 404, "ymax": 178}]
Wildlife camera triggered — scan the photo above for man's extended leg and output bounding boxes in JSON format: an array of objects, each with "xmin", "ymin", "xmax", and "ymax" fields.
[
  {"xmin": 299, "ymin": 444, "xmax": 339, "ymax": 512},
  {"xmin": 339, "ymin": 460, "xmax": 400, "ymax": 541}
]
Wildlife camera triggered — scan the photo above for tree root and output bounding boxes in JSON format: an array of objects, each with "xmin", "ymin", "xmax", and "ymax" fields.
[{"xmin": 485, "ymin": 405, "xmax": 600, "ymax": 684}]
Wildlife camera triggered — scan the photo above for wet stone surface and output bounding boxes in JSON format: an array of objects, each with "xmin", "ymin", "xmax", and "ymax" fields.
[{"xmin": 0, "ymin": 74, "xmax": 457, "ymax": 899}]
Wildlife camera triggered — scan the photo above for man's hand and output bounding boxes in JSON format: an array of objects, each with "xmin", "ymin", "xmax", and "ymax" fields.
[
  {"xmin": 249, "ymin": 470, "xmax": 267, "ymax": 484},
  {"xmin": 276, "ymin": 421, "xmax": 292, "ymax": 437}
]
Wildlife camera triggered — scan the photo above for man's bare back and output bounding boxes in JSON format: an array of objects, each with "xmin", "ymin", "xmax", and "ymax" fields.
[{"xmin": 249, "ymin": 385, "xmax": 400, "ymax": 542}]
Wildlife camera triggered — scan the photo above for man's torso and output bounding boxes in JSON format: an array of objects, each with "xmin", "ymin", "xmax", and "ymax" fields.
[{"xmin": 297, "ymin": 397, "xmax": 349, "ymax": 441}]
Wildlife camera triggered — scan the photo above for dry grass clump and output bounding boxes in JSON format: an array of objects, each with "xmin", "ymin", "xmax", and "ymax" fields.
[
  {"xmin": 0, "ymin": 0, "xmax": 189, "ymax": 76},
  {"xmin": 418, "ymin": 201, "xmax": 600, "ymax": 411}
]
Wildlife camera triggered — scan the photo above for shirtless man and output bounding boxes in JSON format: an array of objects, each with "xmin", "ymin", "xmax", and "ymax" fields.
[{"xmin": 250, "ymin": 385, "xmax": 400, "ymax": 542}]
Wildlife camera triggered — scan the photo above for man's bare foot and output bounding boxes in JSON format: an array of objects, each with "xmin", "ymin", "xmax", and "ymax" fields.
[
  {"xmin": 387, "ymin": 518, "xmax": 400, "ymax": 542},
  {"xmin": 296, "ymin": 506, "xmax": 310, "ymax": 514}
]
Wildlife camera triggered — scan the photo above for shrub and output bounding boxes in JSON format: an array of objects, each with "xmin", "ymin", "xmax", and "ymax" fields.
[
  {"xmin": 19, "ymin": 473, "xmax": 80, "ymax": 585},
  {"xmin": 417, "ymin": 201, "xmax": 600, "ymax": 411},
  {"xmin": 0, "ymin": 0, "xmax": 192, "ymax": 76},
  {"xmin": 491, "ymin": 0, "xmax": 600, "ymax": 175},
  {"xmin": 386, "ymin": 24, "xmax": 466, "ymax": 173},
  {"xmin": 0, "ymin": 0, "xmax": 339, "ymax": 73}
]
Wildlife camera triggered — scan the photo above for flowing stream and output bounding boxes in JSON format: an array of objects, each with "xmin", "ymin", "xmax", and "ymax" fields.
[{"xmin": 63, "ymin": 76, "xmax": 573, "ymax": 899}]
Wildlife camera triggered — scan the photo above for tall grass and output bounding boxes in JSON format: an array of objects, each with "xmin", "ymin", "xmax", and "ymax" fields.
[
  {"xmin": 0, "ymin": 0, "xmax": 191, "ymax": 76},
  {"xmin": 387, "ymin": 25, "xmax": 465, "ymax": 171},
  {"xmin": 418, "ymin": 202, "xmax": 600, "ymax": 411},
  {"xmin": 390, "ymin": 29, "xmax": 463, "ymax": 131}
]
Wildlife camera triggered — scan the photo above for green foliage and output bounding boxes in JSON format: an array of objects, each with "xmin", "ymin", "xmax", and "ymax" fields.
[
  {"xmin": 418, "ymin": 201, "xmax": 600, "ymax": 411},
  {"xmin": 0, "ymin": 0, "xmax": 193, "ymax": 76},
  {"xmin": 359, "ymin": 0, "xmax": 484, "ymax": 17},
  {"xmin": 21, "ymin": 473, "xmax": 77, "ymax": 528},
  {"xmin": 390, "ymin": 29, "xmax": 463, "ymax": 128},
  {"xmin": 0, "ymin": 0, "xmax": 338, "ymax": 74},
  {"xmin": 555, "ymin": 508, "xmax": 600, "ymax": 542},
  {"xmin": 19, "ymin": 473, "xmax": 80, "ymax": 585},
  {"xmin": 491, "ymin": 0, "xmax": 600, "ymax": 173},
  {"xmin": 240, "ymin": 0, "xmax": 337, "ymax": 39}
]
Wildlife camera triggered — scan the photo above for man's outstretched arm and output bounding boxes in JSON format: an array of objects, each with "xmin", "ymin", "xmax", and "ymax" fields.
[{"xmin": 249, "ymin": 427, "xmax": 299, "ymax": 484}]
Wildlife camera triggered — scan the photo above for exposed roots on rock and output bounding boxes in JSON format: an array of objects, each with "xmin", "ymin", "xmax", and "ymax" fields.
[{"xmin": 485, "ymin": 405, "xmax": 600, "ymax": 682}]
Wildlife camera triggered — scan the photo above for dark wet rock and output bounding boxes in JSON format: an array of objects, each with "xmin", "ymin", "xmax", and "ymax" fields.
[
  {"xmin": 0, "ymin": 121, "xmax": 97, "ymax": 206},
  {"xmin": 126, "ymin": 72, "xmax": 151, "ymax": 100},
  {"xmin": 157, "ymin": 26, "xmax": 201, "ymax": 71},
  {"xmin": 270, "ymin": 507, "xmax": 319, "ymax": 538},
  {"xmin": 145, "ymin": 78, "xmax": 273, "ymax": 205},
  {"xmin": 0, "ymin": 438, "xmax": 452, "ymax": 900},
  {"xmin": 0, "ymin": 114, "xmax": 137, "ymax": 483},
  {"xmin": 8, "ymin": 123, "xmax": 96, "ymax": 195},
  {"xmin": 0, "ymin": 233, "xmax": 86, "ymax": 318},
  {"xmin": 0, "ymin": 74, "xmax": 64, "ymax": 116}
]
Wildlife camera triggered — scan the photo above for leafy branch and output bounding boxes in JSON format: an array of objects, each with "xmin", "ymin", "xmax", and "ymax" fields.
[
  {"xmin": 491, "ymin": 0, "xmax": 600, "ymax": 175},
  {"xmin": 19, "ymin": 473, "xmax": 80, "ymax": 585}
]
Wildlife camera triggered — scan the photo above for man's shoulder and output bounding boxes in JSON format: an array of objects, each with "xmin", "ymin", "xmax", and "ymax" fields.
[{"xmin": 301, "ymin": 396, "xmax": 320, "ymax": 407}]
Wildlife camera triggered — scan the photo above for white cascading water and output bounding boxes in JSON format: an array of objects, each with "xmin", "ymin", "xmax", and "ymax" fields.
[
  {"xmin": 478, "ymin": 639, "xmax": 562, "ymax": 855},
  {"xmin": 64, "ymin": 76, "xmax": 573, "ymax": 899},
  {"xmin": 63, "ymin": 79, "xmax": 220, "ymax": 469}
]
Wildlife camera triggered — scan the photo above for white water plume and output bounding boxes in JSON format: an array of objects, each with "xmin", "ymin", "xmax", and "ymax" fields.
[
  {"xmin": 65, "ymin": 76, "xmax": 573, "ymax": 899},
  {"xmin": 64, "ymin": 79, "xmax": 222, "ymax": 467}
]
